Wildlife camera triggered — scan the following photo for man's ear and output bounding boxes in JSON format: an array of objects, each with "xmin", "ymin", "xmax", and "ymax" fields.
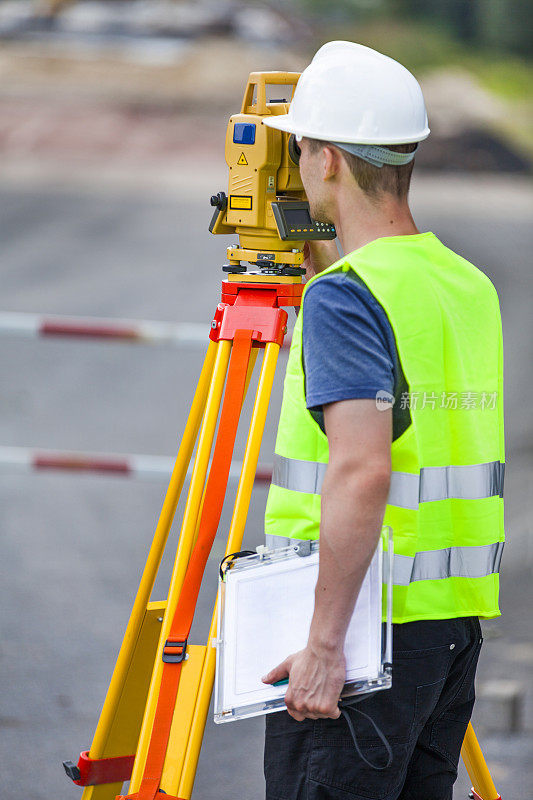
[{"xmin": 322, "ymin": 146, "xmax": 342, "ymax": 181}]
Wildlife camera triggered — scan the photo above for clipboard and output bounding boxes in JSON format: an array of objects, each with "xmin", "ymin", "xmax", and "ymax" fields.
[{"xmin": 214, "ymin": 528, "xmax": 393, "ymax": 723}]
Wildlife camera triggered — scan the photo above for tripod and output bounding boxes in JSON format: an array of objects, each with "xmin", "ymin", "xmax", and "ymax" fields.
[{"xmin": 64, "ymin": 274, "xmax": 502, "ymax": 800}]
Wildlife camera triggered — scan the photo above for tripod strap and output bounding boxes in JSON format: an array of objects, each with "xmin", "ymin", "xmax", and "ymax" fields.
[{"xmin": 123, "ymin": 331, "xmax": 253, "ymax": 800}]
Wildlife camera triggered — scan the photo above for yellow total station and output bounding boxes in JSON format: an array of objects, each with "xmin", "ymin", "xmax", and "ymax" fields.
[{"xmin": 209, "ymin": 71, "xmax": 336, "ymax": 276}]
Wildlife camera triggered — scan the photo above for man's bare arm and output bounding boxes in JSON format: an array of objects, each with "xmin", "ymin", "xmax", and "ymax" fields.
[
  {"xmin": 263, "ymin": 398, "xmax": 391, "ymax": 720},
  {"xmin": 308, "ymin": 398, "xmax": 391, "ymax": 654}
]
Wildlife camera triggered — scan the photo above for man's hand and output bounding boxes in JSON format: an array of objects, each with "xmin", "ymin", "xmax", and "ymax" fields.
[
  {"xmin": 302, "ymin": 240, "xmax": 339, "ymax": 282},
  {"xmin": 262, "ymin": 644, "xmax": 345, "ymax": 721}
]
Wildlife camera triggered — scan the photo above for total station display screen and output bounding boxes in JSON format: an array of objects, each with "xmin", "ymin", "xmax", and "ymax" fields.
[
  {"xmin": 271, "ymin": 200, "xmax": 336, "ymax": 241},
  {"xmin": 283, "ymin": 207, "xmax": 313, "ymax": 227}
]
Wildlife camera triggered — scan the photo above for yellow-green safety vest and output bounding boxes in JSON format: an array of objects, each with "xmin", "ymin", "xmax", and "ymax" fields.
[{"xmin": 265, "ymin": 232, "xmax": 504, "ymax": 623}]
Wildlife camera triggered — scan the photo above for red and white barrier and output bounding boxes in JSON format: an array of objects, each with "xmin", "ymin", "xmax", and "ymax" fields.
[
  {"xmin": 0, "ymin": 311, "xmax": 209, "ymax": 347},
  {"xmin": 0, "ymin": 446, "xmax": 272, "ymax": 484},
  {"xmin": 0, "ymin": 312, "xmax": 291, "ymax": 348}
]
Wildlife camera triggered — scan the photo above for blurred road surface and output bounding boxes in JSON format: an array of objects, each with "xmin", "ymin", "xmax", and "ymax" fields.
[{"xmin": 0, "ymin": 170, "xmax": 532, "ymax": 798}]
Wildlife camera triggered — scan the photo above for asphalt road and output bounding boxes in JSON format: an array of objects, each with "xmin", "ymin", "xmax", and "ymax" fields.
[{"xmin": 0, "ymin": 172, "xmax": 532, "ymax": 799}]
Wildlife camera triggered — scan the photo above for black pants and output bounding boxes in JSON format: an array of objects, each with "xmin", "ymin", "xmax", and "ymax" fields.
[{"xmin": 264, "ymin": 617, "xmax": 482, "ymax": 800}]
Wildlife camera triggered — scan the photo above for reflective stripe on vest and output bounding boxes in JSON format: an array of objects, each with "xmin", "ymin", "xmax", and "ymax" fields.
[
  {"xmin": 265, "ymin": 535, "xmax": 504, "ymax": 585},
  {"xmin": 272, "ymin": 454, "xmax": 504, "ymax": 508}
]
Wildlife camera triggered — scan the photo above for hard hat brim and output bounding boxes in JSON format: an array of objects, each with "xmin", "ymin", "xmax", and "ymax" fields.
[{"xmin": 262, "ymin": 114, "xmax": 430, "ymax": 145}]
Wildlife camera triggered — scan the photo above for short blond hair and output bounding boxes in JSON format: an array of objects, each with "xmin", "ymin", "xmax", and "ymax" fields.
[{"xmin": 307, "ymin": 139, "xmax": 417, "ymax": 200}]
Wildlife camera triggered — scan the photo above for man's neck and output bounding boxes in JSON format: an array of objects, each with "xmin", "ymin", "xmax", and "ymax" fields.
[{"xmin": 332, "ymin": 184, "xmax": 420, "ymax": 255}]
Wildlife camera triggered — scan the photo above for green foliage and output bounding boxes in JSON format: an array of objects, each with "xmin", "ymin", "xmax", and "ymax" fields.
[
  {"xmin": 473, "ymin": 60, "xmax": 533, "ymax": 101},
  {"xmin": 312, "ymin": 18, "xmax": 533, "ymax": 101},
  {"xmin": 296, "ymin": 0, "xmax": 533, "ymax": 57}
]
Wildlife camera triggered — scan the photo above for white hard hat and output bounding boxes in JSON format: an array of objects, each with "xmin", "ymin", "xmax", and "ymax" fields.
[{"xmin": 263, "ymin": 41, "xmax": 430, "ymax": 146}]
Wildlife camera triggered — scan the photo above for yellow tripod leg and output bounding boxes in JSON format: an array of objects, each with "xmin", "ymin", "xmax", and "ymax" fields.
[
  {"xmin": 176, "ymin": 342, "xmax": 280, "ymax": 799},
  {"xmin": 129, "ymin": 339, "xmax": 232, "ymax": 792},
  {"xmin": 81, "ymin": 342, "xmax": 216, "ymax": 800},
  {"xmin": 461, "ymin": 722, "xmax": 501, "ymax": 800}
]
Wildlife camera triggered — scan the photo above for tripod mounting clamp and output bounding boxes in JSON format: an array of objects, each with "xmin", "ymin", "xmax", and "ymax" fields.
[{"xmin": 209, "ymin": 280, "xmax": 302, "ymax": 348}]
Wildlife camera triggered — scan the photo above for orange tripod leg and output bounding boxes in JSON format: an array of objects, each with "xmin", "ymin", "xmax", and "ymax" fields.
[
  {"xmin": 177, "ymin": 342, "xmax": 281, "ymax": 798},
  {"xmin": 128, "ymin": 339, "xmax": 232, "ymax": 794}
]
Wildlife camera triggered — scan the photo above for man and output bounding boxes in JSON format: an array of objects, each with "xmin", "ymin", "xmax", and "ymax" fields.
[{"xmin": 260, "ymin": 42, "xmax": 505, "ymax": 799}]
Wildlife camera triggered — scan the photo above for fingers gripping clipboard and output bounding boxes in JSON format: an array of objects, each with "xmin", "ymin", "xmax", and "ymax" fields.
[{"xmin": 214, "ymin": 528, "xmax": 393, "ymax": 723}]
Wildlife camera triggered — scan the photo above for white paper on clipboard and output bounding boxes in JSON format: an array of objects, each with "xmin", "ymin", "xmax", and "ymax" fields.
[{"xmin": 215, "ymin": 539, "xmax": 386, "ymax": 722}]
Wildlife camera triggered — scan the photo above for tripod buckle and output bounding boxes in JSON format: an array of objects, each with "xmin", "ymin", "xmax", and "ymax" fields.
[{"xmin": 162, "ymin": 638, "xmax": 188, "ymax": 663}]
